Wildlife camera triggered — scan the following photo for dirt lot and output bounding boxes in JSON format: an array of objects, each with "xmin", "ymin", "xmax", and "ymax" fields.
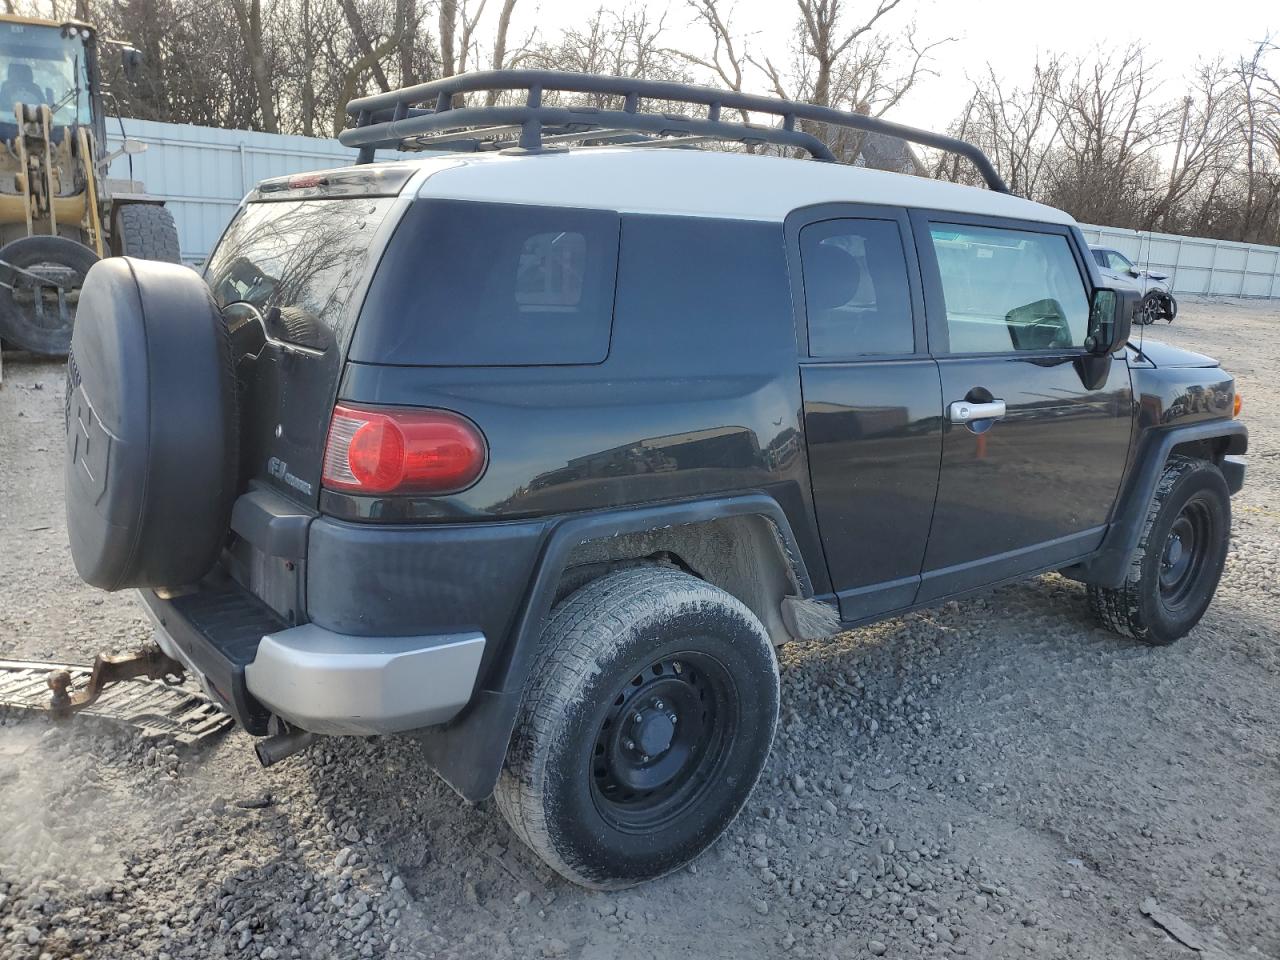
[{"xmin": 1, "ymin": 298, "xmax": 1278, "ymax": 960}]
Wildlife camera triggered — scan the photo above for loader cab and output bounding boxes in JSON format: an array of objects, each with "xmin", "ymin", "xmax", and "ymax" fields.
[{"xmin": 0, "ymin": 18, "xmax": 99, "ymax": 135}]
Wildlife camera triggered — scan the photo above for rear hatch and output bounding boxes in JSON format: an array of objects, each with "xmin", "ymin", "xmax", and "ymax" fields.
[{"xmin": 203, "ymin": 164, "xmax": 413, "ymax": 506}]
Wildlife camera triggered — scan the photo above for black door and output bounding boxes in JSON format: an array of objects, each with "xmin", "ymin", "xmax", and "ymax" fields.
[
  {"xmin": 911, "ymin": 213, "xmax": 1133, "ymax": 601},
  {"xmin": 791, "ymin": 205, "xmax": 943, "ymax": 622}
]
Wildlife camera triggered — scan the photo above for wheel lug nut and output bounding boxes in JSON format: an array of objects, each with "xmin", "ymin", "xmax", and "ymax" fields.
[
  {"xmin": 624, "ymin": 739, "xmax": 635, "ymax": 751},
  {"xmin": 640, "ymin": 755, "xmax": 650, "ymax": 763},
  {"xmin": 669, "ymin": 714, "xmax": 677, "ymax": 724},
  {"xmin": 654, "ymin": 699, "xmax": 664, "ymax": 710},
  {"xmin": 633, "ymin": 712, "xmax": 643, "ymax": 724}
]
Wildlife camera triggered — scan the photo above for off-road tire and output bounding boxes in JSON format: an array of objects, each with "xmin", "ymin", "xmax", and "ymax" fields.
[
  {"xmin": 1089, "ymin": 456, "xmax": 1230, "ymax": 645},
  {"xmin": 496, "ymin": 567, "xmax": 779, "ymax": 889},
  {"xmin": 112, "ymin": 204, "xmax": 182, "ymax": 263}
]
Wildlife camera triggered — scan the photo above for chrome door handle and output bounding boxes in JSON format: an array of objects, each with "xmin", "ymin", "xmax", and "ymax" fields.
[{"xmin": 949, "ymin": 399, "xmax": 1006, "ymax": 423}]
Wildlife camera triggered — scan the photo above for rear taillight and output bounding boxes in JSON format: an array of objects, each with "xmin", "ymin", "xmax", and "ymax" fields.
[{"xmin": 322, "ymin": 404, "xmax": 487, "ymax": 495}]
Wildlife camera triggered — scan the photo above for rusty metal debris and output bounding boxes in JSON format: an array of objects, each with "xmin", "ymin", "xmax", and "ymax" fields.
[{"xmin": 0, "ymin": 652, "xmax": 233, "ymax": 745}]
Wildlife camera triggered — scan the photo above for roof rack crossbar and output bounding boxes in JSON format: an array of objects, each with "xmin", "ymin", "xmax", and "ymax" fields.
[{"xmin": 340, "ymin": 69, "xmax": 1009, "ymax": 193}]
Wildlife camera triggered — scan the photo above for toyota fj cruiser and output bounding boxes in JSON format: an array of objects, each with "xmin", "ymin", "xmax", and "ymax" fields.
[{"xmin": 63, "ymin": 71, "xmax": 1247, "ymax": 889}]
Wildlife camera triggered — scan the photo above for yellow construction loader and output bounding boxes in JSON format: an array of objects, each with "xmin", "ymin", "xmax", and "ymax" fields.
[{"xmin": 0, "ymin": 14, "xmax": 179, "ymax": 359}]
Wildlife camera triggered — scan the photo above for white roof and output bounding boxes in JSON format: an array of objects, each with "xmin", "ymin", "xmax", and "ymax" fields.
[{"xmin": 406, "ymin": 147, "xmax": 1075, "ymax": 225}]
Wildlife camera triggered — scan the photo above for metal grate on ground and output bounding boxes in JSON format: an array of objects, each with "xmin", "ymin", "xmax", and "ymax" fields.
[{"xmin": 0, "ymin": 657, "xmax": 233, "ymax": 745}]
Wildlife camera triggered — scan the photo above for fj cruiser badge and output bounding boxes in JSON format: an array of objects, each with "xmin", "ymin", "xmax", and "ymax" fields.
[{"xmin": 267, "ymin": 456, "xmax": 313, "ymax": 496}]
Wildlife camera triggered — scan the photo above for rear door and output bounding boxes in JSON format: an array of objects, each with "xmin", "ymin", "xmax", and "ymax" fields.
[
  {"xmin": 911, "ymin": 213, "xmax": 1132, "ymax": 600},
  {"xmin": 791, "ymin": 204, "xmax": 943, "ymax": 622},
  {"xmin": 203, "ymin": 167, "xmax": 412, "ymax": 506}
]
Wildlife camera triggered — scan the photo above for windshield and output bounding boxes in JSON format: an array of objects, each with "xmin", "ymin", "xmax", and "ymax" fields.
[{"xmin": 0, "ymin": 21, "xmax": 91, "ymax": 126}]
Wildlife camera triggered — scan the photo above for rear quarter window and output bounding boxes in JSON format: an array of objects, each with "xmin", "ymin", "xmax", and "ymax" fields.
[{"xmin": 350, "ymin": 199, "xmax": 621, "ymax": 366}]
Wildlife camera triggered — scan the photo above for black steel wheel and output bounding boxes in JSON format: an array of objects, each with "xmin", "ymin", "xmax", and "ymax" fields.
[
  {"xmin": 590, "ymin": 651, "xmax": 735, "ymax": 833},
  {"xmin": 496, "ymin": 567, "xmax": 779, "ymax": 889},
  {"xmin": 1158, "ymin": 500, "xmax": 1213, "ymax": 609},
  {"xmin": 1089, "ymin": 456, "xmax": 1231, "ymax": 645}
]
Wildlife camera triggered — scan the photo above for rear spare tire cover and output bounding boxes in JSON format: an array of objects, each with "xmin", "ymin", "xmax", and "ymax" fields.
[{"xmin": 65, "ymin": 257, "xmax": 237, "ymax": 590}]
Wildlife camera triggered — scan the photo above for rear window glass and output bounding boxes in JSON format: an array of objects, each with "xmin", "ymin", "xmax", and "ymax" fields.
[
  {"xmin": 205, "ymin": 197, "xmax": 398, "ymax": 351},
  {"xmin": 349, "ymin": 200, "xmax": 620, "ymax": 366}
]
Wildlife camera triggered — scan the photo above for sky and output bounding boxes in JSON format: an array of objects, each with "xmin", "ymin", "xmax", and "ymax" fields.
[{"xmin": 501, "ymin": 0, "xmax": 1277, "ymax": 131}]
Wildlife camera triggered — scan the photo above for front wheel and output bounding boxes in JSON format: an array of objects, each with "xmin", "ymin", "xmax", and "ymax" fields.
[
  {"xmin": 1089, "ymin": 456, "xmax": 1231, "ymax": 645},
  {"xmin": 496, "ymin": 567, "xmax": 779, "ymax": 889},
  {"xmin": 1139, "ymin": 291, "xmax": 1163, "ymax": 325}
]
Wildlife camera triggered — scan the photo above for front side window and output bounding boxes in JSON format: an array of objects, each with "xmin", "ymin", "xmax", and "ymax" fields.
[
  {"xmin": 799, "ymin": 218, "xmax": 914, "ymax": 357},
  {"xmin": 1107, "ymin": 250, "xmax": 1135, "ymax": 272},
  {"xmin": 929, "ymin": 224, "xmax": 1089, "ymax": 354}
]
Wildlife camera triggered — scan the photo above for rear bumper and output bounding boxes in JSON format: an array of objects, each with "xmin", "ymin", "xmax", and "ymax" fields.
[
  {"xmin": 245, "ymin": 624, "xmax": 484, "ymax": 735},
  {"xmin": 139, "ymin": 581, "xmax": 485, "ymax": 736}
]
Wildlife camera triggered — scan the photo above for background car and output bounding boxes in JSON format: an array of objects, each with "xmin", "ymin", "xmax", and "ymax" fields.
[{"xmin": 1090, "ymin": 245, "xmax": 1178, "ymax": 324}]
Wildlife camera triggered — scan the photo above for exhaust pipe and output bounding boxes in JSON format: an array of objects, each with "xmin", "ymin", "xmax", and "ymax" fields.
[{"xmin": 255, "ymin": 729, "xmax": 316, "ymax": 768}]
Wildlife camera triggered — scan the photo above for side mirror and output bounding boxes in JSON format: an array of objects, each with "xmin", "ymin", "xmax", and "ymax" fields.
[
  {"xmin": 1127, "ymin": 268, "xmax": 1141, "ymax": 278},
  {"xmin": 1086, "ymin": 287, "xmax": 1136, "ymax": 356},
  {"xmin": 99, "ymin": 138, "xmax": 148, "ymax": 169},
  {"xmin": 120, "ymin": 47, "xmax": 144, "ymax": 81}
]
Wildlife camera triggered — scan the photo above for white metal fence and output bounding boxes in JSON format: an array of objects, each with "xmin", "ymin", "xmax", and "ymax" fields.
[
  {"xmin": 107, "ymin": 118, "xmax": 1280, "ymax": 296},
  {"xmin": 105, "ymin": 118, "xmax": 379, "ymax": 263},
  {"xmin": 1076, "ymin": 224, "xmax": 1280, "ymax": 300}
]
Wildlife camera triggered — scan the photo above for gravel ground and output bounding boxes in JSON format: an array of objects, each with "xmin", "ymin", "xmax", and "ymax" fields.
[{"xmin": 1, "ymin": 298, "xmax": 1278, "ymax": 960}]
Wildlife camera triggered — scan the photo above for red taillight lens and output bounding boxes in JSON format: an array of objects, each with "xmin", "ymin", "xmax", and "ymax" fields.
[{"xmin": 322, "ymin": 404, "xmax": 487, "ymax": 494}]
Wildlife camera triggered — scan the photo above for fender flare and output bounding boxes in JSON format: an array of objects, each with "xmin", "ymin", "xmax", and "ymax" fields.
[
  {"xmin": 414, "ymin": 493, "xmax": 812, "ymax": 802},
  {"xmin": 1065, "ymin": 419, "xmax": 1246, "ymax": 588}
]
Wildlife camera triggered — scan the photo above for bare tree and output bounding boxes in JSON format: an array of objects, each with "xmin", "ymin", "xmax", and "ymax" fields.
[
  {"xmin": 936, "ymin": 57, "xmax": 1064, "ymax": 197},
  {"xmin": 338, "ymin": 0, "xmax": 392, "ymax": 93},
  {"xmin": 1145, "ymin": 59, "xmax": 1239, "ymax": 232},
  {"xmin": 529, "ymin": 5, "xmax": 693, "ymax": 106},
  {"xmin": 229, "ymin": 0, "xmax": 279, "ymax": 132},
  {"xmin": 484, "ymin": 0, "xmax": 521, "ymax": 105},
  {"xmin": 331, "ymin": 0, "xmax": 407, "ymax": 134}
]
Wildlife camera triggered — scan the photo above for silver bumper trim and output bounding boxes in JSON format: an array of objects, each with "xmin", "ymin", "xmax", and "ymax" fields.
[{"xmin": 244, "ymin": 624, "xmax": 486, "ymax": 736}]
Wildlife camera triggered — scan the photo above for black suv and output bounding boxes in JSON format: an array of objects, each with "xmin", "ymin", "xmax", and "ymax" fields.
[{"xmin": 63, "ymin": 72, "xmax": 1247, "ymax": 889}]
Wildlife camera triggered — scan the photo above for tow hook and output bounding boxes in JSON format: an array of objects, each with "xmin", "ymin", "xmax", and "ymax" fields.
[{"xmin": 47, "ymin": 645, "xmax": 186, "ymax": 718}]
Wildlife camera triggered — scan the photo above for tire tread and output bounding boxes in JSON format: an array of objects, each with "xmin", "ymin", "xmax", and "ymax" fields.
[{"xmin": 495, "ymin": 566, "xmax": 777, "ymax": 888}]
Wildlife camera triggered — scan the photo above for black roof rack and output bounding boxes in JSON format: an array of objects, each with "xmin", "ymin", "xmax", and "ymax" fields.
[{"xmin": 340, "ymin": 70, "xmax": 1010, "ymax": 194}]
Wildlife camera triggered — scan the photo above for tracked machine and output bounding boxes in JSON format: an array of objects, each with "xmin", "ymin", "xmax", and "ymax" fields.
[{"xmin": 0, "ymin": 14, "xmax": 179, "ymax": 364}]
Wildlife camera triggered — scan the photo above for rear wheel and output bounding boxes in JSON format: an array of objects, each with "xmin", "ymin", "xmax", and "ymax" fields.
[
  {"xmin": 1089, "ymin": 456, "xmax": 1230, "ymax": 645},
  {"xmin": 111, "ymin": 204, "xmax": 182, "ymax": 263},
  {"xmin": 496, "ymin": 567, "xmax": 779, "ymax": 888}
]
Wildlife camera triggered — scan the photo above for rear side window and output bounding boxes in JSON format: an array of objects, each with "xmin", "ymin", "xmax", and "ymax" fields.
[
  {"xmin": 929, "ymin": 224, "xmax": 1089, "ymax": 353},
  {"xmin": 350, "ymin": 200, "xmax": 620, "ymax": 366},
  {"xmin": 799, "ymin": 218, "xmax": 914, "ymax": 357}
]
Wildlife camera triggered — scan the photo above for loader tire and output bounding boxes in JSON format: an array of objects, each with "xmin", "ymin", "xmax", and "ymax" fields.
[
  {"xmin": 112, "ymin": 204, "xmax": 182, "ymax": 263},
  {"xmin": 0, "ymin": 235, "xmax": 100, "ymax": 356}
]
